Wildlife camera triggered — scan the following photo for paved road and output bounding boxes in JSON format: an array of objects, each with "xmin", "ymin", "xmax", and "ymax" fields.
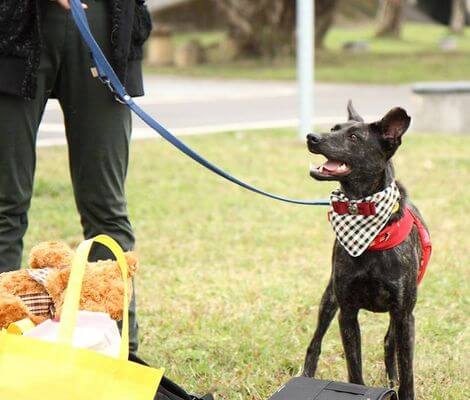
[{"xmin": 38, "ymin": 76, "xmax": 414, "ymax": 146}]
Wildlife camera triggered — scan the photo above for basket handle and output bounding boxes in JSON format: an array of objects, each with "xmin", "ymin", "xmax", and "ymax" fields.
[{"xmin": 57, "ymin": 234, "xmax": 129, "ymax": 360}]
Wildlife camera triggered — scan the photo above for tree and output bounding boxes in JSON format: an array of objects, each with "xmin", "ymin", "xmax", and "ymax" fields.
[
  {"xmin": 316, "ymin": 0, "xmax": 340, "ymax": 48},
  {"xmin": 450, "ymin": 0, "xmax": 467, "ymax": 34},
  {"xmin": 214, "ymin": 0, "xmax": 295, "ymax": 57},
  {"xmin": 376, "ymin": 0, "xmax": 404, "ymax": 38},
  {"xmin": 213, "ymin": 0, "xmax": 339, "ymax": 58}
]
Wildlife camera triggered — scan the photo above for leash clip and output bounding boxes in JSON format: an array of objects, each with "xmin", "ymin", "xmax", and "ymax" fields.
[
  {"xmin": 90, "ymin": 66, "xmax": 129, "ymax": 104},
  {"xmin": 96, "ymin": 74, "xmax": 129, "ymax": 104}
]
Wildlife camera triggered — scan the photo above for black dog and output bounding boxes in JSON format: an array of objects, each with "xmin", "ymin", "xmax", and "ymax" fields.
[{"xmin": 303, "ymin": 102, "xmax": 431, "ymax": 400}]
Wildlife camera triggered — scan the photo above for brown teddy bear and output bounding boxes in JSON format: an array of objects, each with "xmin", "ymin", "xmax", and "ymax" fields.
[{"xmin": 0, "ymin": 241, "xmax": 137, "ymax": 329}]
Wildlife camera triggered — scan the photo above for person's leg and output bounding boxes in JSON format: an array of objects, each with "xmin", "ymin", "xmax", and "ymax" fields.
[
  {"xmin": 0, "ymin": 95, "xmax": 41, "ymax": 271},
  {"xmin": 0, "ymin": 1, "xmax": 64, "ymax": 272},
  {"xmin": 56, "ymin": 0, "xmax": 138, "ymax": 353}
]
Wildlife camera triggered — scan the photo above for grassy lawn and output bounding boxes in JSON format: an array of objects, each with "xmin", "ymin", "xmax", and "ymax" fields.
[
  {"xmin": 146, "ymin": 23, "xmax": 470, "ymax": 83},
  {"xmin": 28, "ymin": 130, "xmax": 469, "ymax": 399}
]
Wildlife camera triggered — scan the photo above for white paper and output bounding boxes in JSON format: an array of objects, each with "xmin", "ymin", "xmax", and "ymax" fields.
[{"xmin": 24, "ymin": 311, "xmax": 121, "ymax": 358}]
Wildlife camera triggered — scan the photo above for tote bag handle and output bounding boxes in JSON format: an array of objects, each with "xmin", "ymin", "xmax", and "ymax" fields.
[{"xmin": 57, "ymin": 234, "xmax": 130, "ymax": 360}]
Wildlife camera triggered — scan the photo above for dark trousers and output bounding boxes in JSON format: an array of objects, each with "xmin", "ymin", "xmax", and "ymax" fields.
[{"xmin": 0, "ymin": 0, "xmax": 138, "ymax": 352}]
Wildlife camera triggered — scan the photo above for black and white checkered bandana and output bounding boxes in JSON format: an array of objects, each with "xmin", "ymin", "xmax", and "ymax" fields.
[{"xmin": 329, "ymin": 181, "xmax": 401, "ymax": 257}]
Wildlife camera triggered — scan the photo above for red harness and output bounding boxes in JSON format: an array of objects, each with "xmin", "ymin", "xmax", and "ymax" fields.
[
  {"xmin": 329, "ymin": 203, "xmax": 432, "ymax": 284},
  {"xmin": 368, "ymin": 206, "xmax": 432, "ymax": 284}
]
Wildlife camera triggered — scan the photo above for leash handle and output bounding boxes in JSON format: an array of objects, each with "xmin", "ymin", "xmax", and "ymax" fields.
[{"xmin": 69, "ymin": 0, "xmax": 329, "ymax": 207}]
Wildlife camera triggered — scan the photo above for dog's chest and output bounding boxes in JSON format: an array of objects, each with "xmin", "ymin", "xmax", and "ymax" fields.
[
  {"xmin": 335, "ymin": 273, "xmax": 394, "ymax": 312},
  {"xmin": 332, "ymin": 243, "xmax": 417, "ymax": 312}
]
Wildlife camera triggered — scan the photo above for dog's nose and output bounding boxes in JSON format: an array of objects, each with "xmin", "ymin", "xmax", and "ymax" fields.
[{"xmin": 307, "ymin": 133, "xmax": 322, "ymax": 143}]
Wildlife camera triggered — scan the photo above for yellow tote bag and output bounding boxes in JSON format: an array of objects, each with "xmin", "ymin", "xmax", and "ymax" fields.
[{"xmin": 0, "ymin": 234, "xmax": 164, "ymax": 399}]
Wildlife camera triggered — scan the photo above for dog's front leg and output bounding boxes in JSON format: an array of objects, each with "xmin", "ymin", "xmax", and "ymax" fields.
[
  {"xmin": 303, "ymin": 279, "xmax": 338, "ymax": 377},
  {"xmin": 393, "ymin": 312, "xmax": 415, "ymax": 400},
  {"xmin": 384, "ymin": 320, "xmax": 398, "ymax": 387},
  {"xmin": 339, "ymin": 309, "xmax": 364, "ymax": 385}
]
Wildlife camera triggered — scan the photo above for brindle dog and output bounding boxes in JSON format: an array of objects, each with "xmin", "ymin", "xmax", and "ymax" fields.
[{"xmin": 303, "ymin": 102, "xmax": 427, "ymax": 400}]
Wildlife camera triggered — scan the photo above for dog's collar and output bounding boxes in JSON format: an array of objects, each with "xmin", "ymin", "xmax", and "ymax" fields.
[
  {"xmin": 328, "ymin": 181, "xmax": 401, "ymax": 257},
  {"xmin": 331, "ymin": 200, "xmax": 376, "ymax": 216},
  {"xmin": 330, "ymin": 182, "xmax": 399, "ymax": 216},
  {"xmin": 331, "ymin": 200, "xmax": 400, "ymax": 217}
]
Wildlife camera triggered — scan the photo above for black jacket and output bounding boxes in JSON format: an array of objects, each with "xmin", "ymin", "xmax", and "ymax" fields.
[{"xmin": 0, "ymin": 0, "xmax": 152, "ymax": 99}]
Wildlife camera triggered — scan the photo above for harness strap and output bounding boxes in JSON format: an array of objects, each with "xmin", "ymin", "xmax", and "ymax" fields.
[
  {"xmin": 409, "ymin": 209, "xmax": 432, "ymax": 285},
  {"xmin": 69, "ymin": 0, "xmax": 329, "ymax": 207},
  {"xmin": 368, "ymin": 207, "xmax": 414, "ymax": 251},
  {"xmin": 368, "ymin": 206, "xmax": 432, "ymax": 284}
]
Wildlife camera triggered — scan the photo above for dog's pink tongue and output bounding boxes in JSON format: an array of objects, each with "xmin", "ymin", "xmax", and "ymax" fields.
[{"xmin": 323, "ymin": 160, "xmax": 342, "ymax": 172}]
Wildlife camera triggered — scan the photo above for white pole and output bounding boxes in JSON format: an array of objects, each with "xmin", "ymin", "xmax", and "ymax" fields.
[{"xmin": 297, "ymin": 0, "xmax": 314, "ymax": 139}]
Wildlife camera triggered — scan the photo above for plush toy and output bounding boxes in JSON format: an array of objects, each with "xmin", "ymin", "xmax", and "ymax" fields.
[{"xmin": 0, "ymin": 241, "xmax": 137, "ymax": 329}]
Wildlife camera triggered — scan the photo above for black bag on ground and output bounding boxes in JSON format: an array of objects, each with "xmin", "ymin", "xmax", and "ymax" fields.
[
  {"xmin": 268, "ymin": 377, "xmax": 397, "ymax": 400},
  {"xmin": 129, "ymin": 354, "xmax": 213, "ymax": 400}
]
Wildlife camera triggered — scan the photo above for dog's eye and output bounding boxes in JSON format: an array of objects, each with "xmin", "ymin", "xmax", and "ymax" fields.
[{"xmin": 349, "ymin": 133, "xmax": 358, "ymax": 141}]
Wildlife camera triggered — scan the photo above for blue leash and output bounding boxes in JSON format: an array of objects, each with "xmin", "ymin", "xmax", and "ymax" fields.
[{"xmin": 69, "ymin": 0, "xmax": 329, "ymax": 207}]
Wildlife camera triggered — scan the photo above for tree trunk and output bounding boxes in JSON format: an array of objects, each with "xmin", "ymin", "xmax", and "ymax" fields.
[
  {"xmin": 450, "ymin": 0, "xmax": 467, "ymax": 34},
  {"xmin": 214, "ymin": 0, "xmax": 296, "ymax": 58},
  {"xmin": 376, "ymin": 0, "xmax": 404, "ymax": 38},
  {"xmin": 213, "ymin": 0, "xmax": 339, "ymax": 57},
  {"xmin": 315, "ymin": 0, "xmax": 339, "ymax": 48}
]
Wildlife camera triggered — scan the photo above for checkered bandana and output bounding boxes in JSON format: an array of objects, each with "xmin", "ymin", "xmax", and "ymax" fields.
[{"xmin": 329, "ymin": 181, "xmax": 401, "ymax": 257}]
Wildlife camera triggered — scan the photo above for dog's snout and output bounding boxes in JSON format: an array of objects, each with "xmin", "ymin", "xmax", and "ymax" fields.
[{"xmin": 307, "ymin": 133, "xmax": 322, "ymax": 144}]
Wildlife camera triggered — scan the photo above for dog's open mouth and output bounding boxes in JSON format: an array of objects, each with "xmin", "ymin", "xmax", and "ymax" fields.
[{"xmin": 310, "ymin": 159, "xmax": 351, "ymax": 179}]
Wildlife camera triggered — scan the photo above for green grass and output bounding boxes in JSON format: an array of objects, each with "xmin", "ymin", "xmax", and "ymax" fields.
[
  {"xmin": 27, "ymin": 130, "xmax": 469, "ymax": 399},
  {"xmin": 146, "ymin": 23, "xmax": 470, "ymax": 83},
  {"xmin": 325, "ymin": 23, "xmax": 470, "ymax": 53}
]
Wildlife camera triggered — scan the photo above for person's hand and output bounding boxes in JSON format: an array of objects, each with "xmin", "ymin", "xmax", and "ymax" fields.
[{"xmin": 56, "ymin": 0, "xmax": 88, "ymax": 10}]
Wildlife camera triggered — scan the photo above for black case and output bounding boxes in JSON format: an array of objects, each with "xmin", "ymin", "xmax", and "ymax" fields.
[
  {"xmin": 129, "ymin": 354, "xmax": 213, "ymax": 400},
  {"xmin": 268, "ymin": 377, "xmax": 397, "ymax": 400}
]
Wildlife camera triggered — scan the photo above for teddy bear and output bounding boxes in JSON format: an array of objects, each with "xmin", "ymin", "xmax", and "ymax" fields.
[{"xmin": 0, "ymin": 241, "xmax": 138, "ymax": 329}]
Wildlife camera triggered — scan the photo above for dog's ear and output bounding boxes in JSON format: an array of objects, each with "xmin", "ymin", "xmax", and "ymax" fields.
[
  {"xmin": 377, "ymin": 107, "xmax": 411, "ymax": 152},
  {"xmin": 347, "ymin": 100, "xmax": 364, "ymax": 123}
]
